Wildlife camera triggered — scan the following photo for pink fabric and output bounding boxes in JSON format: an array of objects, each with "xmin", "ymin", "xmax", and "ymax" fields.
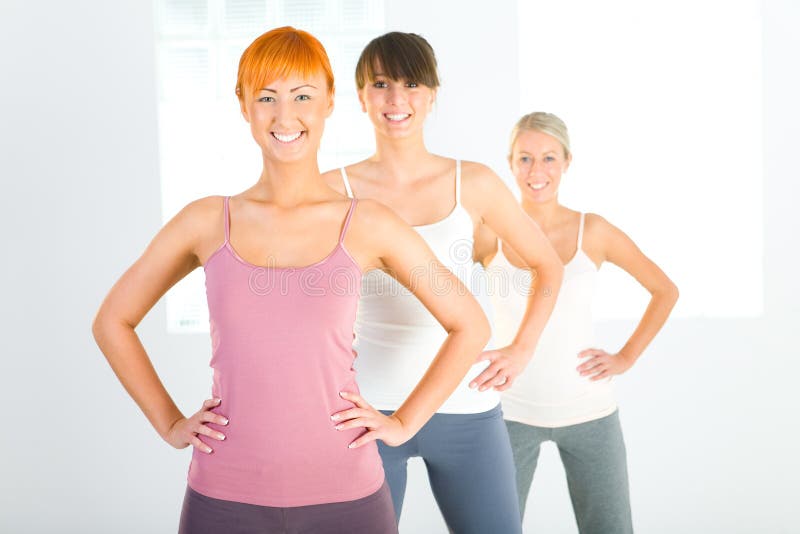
[{"xmin": 188, "ymin": 197, "xmax": 384, "ymax": 507}]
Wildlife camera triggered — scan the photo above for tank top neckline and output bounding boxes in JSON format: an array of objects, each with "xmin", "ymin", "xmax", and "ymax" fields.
[
  {"xmin": 340, "ymin": 160, "xmax": 466, "ymax": 230},
  {"xmin": 501, "ymin": 212, "xmax": 597, "ymax": 271},
  {"xmin": 412, "ymin": 202, "xmax": 467, "ymax": 230},
  {"xmin": 223, "ymin": 241, "xmax": 353, "ymax": 272},
  {"xmin": 205, "ymin": 196, "xmax": 360, "ymax": 272},
  {"xmin": 563, "ymin": 248, "xmax": 597, "ymax": 270}
]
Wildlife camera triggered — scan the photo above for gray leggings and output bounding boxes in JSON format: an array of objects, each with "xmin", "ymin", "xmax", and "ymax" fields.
[
  {"xmin": 505, "ymin": 410, "xmax": 633, "ymax": 534},
  {"xmin": 178, "ymin": 481, "xmax": 397, "ymax": 534}
]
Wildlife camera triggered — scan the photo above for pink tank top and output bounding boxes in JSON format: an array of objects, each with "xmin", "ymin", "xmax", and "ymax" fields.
[{"xmin": 187, "ymin": 197, "xmax": 384, "ymax": 507}]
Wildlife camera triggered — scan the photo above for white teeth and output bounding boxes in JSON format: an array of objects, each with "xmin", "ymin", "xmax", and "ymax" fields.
[
  {"xmin": 385, "ymin": 113, "xmax": 410, "ymax": 121},
  {"xmin": 529, "ymin": 182, "xmax": 548, "ymax": 190},
  {"xmin": 272, "ymin": 132, "xmax": 302, "ymax": 143}
]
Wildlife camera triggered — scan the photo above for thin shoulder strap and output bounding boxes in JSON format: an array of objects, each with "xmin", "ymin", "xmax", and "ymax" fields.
[
  {"xmin": 339, "ymin": 198, "xmax": 358, "ymax": 243},
  {"xmin": 577, "ymin": 212, "xmax": 585, "ymax": 250},
  {"xmin": 340, "ymin": 167, "xmax": 354, "ymax": 198},
  {"xmin": 223, "ymin": 196, "xmax": 231, "ymax": 243},
  {"xmin": 455, "ymin": 159, "xmax": 462, "ymax": 206}
]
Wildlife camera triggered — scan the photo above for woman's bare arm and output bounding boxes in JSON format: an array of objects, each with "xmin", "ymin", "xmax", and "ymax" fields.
[
  {"xmin": 333, "ymin": 200, "xmax": 491, "ymax": 447},
  {"xmin": 576, "ymin": 214, "xmax": 679, "ymax": 379},
  {"xmin": 92, "ymin": 197, "xmax": 229, "ymax": 451},
  {"xmin": 462, "ymin": 163, "xmax": 564, "ymax": 391}
]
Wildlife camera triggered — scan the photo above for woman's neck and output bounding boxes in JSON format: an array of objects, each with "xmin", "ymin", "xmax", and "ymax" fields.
[
  {"xmin": 521, "ymin": 197, "xmax": 563, "ymax": 231},
  {"xmin": 370, "ymin": 132, "xmax": 434, "ymax": 181},
  {"xmin": 253, "ymin": 156, "xmax": 327, "ymax": 206}
]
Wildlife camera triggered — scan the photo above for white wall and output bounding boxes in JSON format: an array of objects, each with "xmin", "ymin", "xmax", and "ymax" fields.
[{"xmin": 0, "ymin": 1, "xmax": 797, "ymax": 532}]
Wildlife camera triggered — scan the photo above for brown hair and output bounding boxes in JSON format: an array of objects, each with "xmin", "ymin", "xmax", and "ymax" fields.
[{"xmin": 355, "ymin": 32, "xmax": 439, "ymax": 89}]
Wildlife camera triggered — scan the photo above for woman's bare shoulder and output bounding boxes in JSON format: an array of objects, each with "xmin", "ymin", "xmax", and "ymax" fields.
[
  {"xmin": 321, "ymin": 160, "xmax": 372, "ymax": 194},
  {"xmin": 459, "ymin": 159, "xmax": 499, "ymax": 183},
  {"xmin": 165, "ymin": 195, "xmax": 222, "ymax": 229}
]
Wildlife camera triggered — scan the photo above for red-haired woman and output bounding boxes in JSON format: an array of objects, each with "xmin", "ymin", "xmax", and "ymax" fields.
[
  {"xmin": 322, "ymin": 32, "xmax": 563, "ymax": 533},
  {"xmin": 92, "ymin": 27, "xmax": 490, "ymax": 533}
]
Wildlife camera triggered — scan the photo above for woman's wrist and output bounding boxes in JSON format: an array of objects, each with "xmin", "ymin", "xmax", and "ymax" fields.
[
  {"xmin": 616, "ymin": 349, "xmax": 639, "ymax": 368},
  {"xmin": 507, "ymin": 342, "xmax": 535, "ymax": 363}
]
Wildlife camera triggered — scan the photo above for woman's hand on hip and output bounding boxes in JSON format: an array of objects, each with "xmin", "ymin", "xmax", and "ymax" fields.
[
  {"xmin": 332, "ymin": 391, "xmax": 410, "ymax": 448},
  {"xmin": 468, "ymin": 345, "xmax": 533, "ymax": 392},
  {"xmin": 577, "ymin": 348, "xmax": 634, "ymax": 380},
  {"xmin": 164, "ymin": 397, "xmax": 229, "ymax": 453}
]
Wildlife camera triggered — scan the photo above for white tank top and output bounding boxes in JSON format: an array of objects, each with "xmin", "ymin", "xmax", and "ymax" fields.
[
  {"xmin": 341, "ymin": 161, "xmax": 499, "ymax": 414},
  {"xmin": 490, "ymin": 213, "xmax": 617, "ymax": 427}
]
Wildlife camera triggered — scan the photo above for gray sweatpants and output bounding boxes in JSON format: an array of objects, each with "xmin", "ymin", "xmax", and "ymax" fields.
[{"xmin": 505, "ymin": 410, "xmax": 633, "ymax": 534}]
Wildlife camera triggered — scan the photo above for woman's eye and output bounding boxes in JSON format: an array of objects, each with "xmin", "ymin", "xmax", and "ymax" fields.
[
  {"xmin": 406, "ymin": 82, "xmax": 418, "ymax": 88},
  {"xmin": 520, "ymin": 157, "xmax": 531, "ymax": 163},
  {"xmin": 295, "ymin": 94, "xmax": 310, "ymax": 101},
  {"xmin": 258, "ymin": 96, "xmax": 274, "ymax": 103},
  {"xmin": 373, "ymin": 81, "xmax": 387, "ymax": 88},
  {"xmin": 544, "ymin": 156, "xmax": 555, "ymax": 162}
]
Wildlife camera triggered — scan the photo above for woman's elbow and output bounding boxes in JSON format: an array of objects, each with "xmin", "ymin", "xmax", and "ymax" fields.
[
  {"xmin": 539, "ymin": 253, "xmax": 564, "ymax": 279},
  {"xmin": 92, "ymin": 305, "xmax": 126, "ymax": 349},
  {"xmin": 654, "ymin": 280, "xmax": 679, "ymax": 308},
  {"xmin": 540, "ymin": 260, "xmax": 564, "ymax": 292},
  {"xmin": 92, "ymin": 308, "xmax": 113, "ymax": 351},
  {"xmin": 92, "ymin": 308, "xmax": 104, "ymax": 342},
  {"xmin": 666, "ymin": 280, "xmax": 679, "ymax": 305}
]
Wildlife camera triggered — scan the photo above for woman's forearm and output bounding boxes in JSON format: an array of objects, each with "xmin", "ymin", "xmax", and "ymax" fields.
[
  {"xmin": 392, "ymin": 321, "xmax": 490, "ymax": 436},
  {"xmin": 93, "ymin": 315, "xmax": 184, "ymax": 439},
  {"xmin": 618, "ymin": 283, "xmax": 679, "ymax": 363},
  {"xmin": 510, "ymin": 261, "xmax": 563, "ymax": 357}
]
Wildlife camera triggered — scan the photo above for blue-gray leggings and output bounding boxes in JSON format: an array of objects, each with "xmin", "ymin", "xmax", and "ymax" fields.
[
  {"xmin": 379, "ymin": 404, "xmax": 522, "ymax": 534},
  {"xmin": 505, "ymin": 410, "xmax": 633, "ymax": 534}
]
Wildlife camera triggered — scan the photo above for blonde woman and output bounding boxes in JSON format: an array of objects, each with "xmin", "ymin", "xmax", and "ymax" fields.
[{"xmin": 490, "ymin": 112, "xmax": 679, "ymax": 533}]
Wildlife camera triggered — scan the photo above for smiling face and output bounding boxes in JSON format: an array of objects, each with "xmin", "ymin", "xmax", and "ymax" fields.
[
  {"xmin": 234, "ymin": 27, "xmax": 335, "ymax": 164},
  {"xmin": 354, "ymin": 32, "xmax": 440, "ymax": 141},
  {"xmin": 358, "ymin": 72, "xmax": 435, "ymax": 139},
  {"xmin": 510, "ymin": 129, "xmax": 572, "ymax": 203},
  {"xmin": 240, "ymin": 72, "xmax": 333, "ymax": 164}
]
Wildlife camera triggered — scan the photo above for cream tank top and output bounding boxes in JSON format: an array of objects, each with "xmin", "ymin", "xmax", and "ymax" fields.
[
  {"xmin": 490, "ymin": 213, "xmax": 617, "ymax": 427},
  {"xmin": 341, "ymin": 161, "xmax": 499, "ymax": 414}
]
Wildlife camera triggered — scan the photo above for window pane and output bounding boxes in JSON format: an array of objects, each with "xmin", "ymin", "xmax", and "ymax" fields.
[
  {"xmin": 518, "ymin": 0, "xmax": 762, "ymax": 319},
  {"xmin": 224, "ymin": 0, "xmax": 271, "ymax": 35},
  {"xmin": 160, "ymin": 46, "xmax": 211, "ymax": 100},
  {"xmin": 160, "ymin": 0, "xmax": 209, "ymax": 35}
]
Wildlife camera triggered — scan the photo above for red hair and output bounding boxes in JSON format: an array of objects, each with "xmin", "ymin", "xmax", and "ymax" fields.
[{"xmin": 236, "ymin": 26, "xmax": 334, "ymax": 100}]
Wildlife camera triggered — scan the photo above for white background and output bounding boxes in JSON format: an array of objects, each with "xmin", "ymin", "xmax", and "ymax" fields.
[
  {"xmin": 515, "ymin": 0, "xmax": 763, "ymax": 320},
  {"xmin": 1, "ymin": 0, "xmax": 798, "ymax": 532}
]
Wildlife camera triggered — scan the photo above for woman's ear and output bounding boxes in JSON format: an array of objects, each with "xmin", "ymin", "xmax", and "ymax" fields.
[
  {"xmin": 326, "ymin": 92, "xmax": 335, "ymax": 118},
  {"xmin": 357, "ymin": 88, "xmax": 367, "ymax": 113},
  {"xmin": 238, "ymin": 90, "xmax": 251, "ymax": 123},
  {"xmin": 563, "ymin": 153, "xmax": 572, "ymax": 173}
]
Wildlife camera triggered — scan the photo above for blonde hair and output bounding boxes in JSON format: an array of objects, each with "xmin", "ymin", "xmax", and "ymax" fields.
[{"xmin": 509, "ymin": 112, "xmax": 571, "ymax": 159}]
